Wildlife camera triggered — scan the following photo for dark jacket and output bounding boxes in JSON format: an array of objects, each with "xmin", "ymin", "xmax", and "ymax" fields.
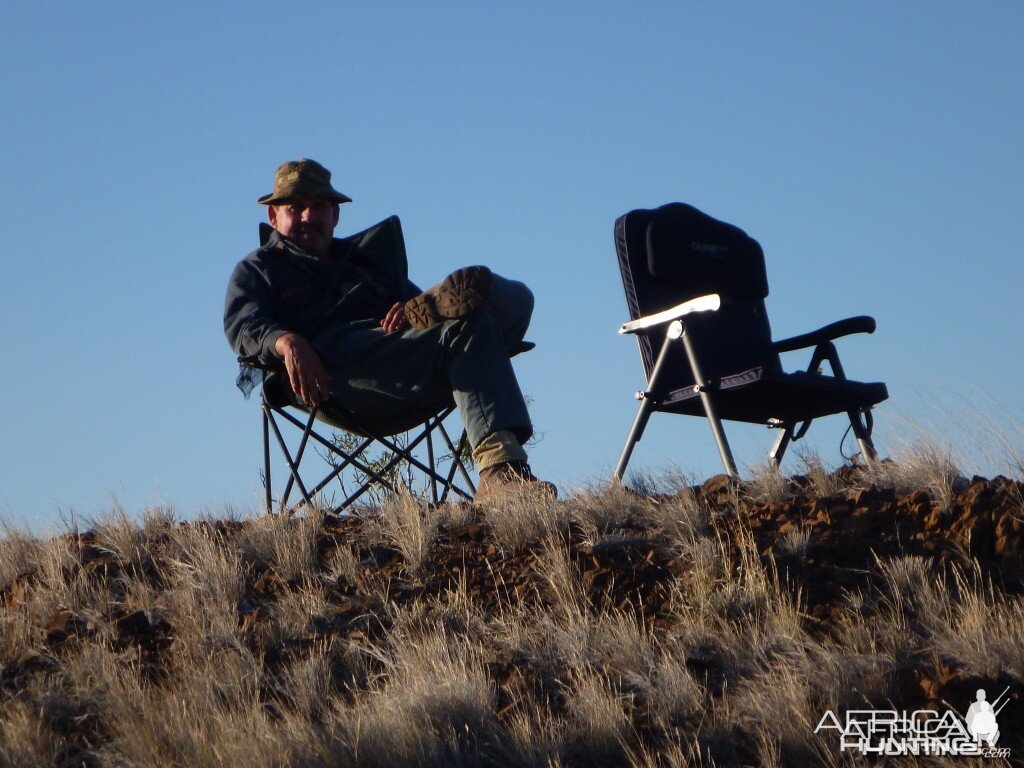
[{"xmin": 224, "ymin": 227, "xmax": 419, "ymax": 364}]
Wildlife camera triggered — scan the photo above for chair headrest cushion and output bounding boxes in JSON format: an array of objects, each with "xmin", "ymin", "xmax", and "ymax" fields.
[{"xmin": 645, "ymin": 203, "xmax": 769, "ymax": 300}]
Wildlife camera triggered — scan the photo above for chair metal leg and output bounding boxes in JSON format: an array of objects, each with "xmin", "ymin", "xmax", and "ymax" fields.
[
  {"xmin": 615, "ymin": 399, "xmax": 655, "ymax": 482},
  {"xmin": 848, "ymin": 408, "xmax": 879, "ymax": 467},
  {"xmin": 261, "ymin": 400, "xmax": 478, "ymax": 514},
  {"xmin": 426, "ymin": 427, "xmax": 438, "ymax": 503},
  {"xmin": 679, "ymin": 325, "xmax": 738, "ymax": 478},
  {"xmin": 768, "ymin": 423, "xmax": 795, "ymax": 468},
  {"xmin": 287, "ymin": 408, "xmax": 468, "ymax": 510},
  {"xmin": 344, "ymin": 416, "xmax": 459, "ymax": 490},
  {"xmin": 266, "ymin": 408, "xmax": 315, "ymax": 510},
  {"xmin": 614, "ymin": 329, "xmax": 678, "ymax": 482},
  {"xmin": 807, "ymin": 341, "xmax": 880, "ymax": 468},
  {"xmin": 281, "ymin": 407, "xmax": 321, "ymax": 510},
  {"xmin": 306, "ymin": 435, "xmax": 375, "ymax": 498},
  {"xmin": 262, "ymin": 404, "xmax": 273, "ymax": 514}
]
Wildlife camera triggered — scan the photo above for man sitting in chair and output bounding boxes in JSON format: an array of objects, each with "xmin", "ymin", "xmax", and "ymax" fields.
[{"xmin": 224, "ymin": 158, "xmax": 553, "ymax": 501}]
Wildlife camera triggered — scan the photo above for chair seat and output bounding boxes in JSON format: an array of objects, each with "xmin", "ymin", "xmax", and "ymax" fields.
[
  {"xmin": 659, "ymin": 367, "xmax": 888, "ymax": 424},
  {"xmin": 262, "ymin": 372, "xmax": 455, "ymax": 437}
]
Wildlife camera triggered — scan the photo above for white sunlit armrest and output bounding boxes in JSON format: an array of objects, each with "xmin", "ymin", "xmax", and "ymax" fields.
[{"xmin": 619, "ymin": 293, "xmax": 721, "ymax": 334}]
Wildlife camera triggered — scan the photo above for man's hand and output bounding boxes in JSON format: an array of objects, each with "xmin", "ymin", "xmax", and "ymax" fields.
[
  {"xmin": 381, "ymin": 301, "xmax": 409, "ymax": 334},
  {"xmin": 275, "ymin": 332, "xmax": 332, "ymax": 407}
]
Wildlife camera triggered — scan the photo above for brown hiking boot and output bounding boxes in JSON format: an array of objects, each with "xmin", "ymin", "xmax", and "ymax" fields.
[
  {"xmin": 473, "ymin": 461, "xmax": 558, "ymax": 502},
  {"xmin": 404, "ymin": 266, "xmax": 493, "ymax": 330}
]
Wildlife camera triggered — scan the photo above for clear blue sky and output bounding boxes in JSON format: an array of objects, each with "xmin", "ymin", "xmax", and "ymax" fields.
[{"xmin": 2, "ymin": 2, "xmax": 1022, "ymax": 529}]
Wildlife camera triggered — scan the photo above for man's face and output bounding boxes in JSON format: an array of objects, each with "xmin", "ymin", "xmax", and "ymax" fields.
[{"xmin": 268, "ymin": 197, "xmax": 340, "ymax": 255}]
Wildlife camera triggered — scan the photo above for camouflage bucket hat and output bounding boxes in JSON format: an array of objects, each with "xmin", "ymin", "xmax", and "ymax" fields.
[{"xmin": 257, "ymin": 158, "xmax": 352, "ymax": 205}]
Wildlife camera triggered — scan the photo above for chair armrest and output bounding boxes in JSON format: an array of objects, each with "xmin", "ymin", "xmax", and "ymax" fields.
[
  {"xmin": 619, "ymin": 294, "xmax": 721, "ymax": 335},
  {"xmin": 511, "ymin": 340, "xmax": 536, "ymax": 357},
  {"xmin": 772, "ymin": 315, "xmax": 876, "ymax": 353}
]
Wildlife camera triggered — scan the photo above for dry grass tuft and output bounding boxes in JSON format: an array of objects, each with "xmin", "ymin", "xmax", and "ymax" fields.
[
  {"xmin": 343, "ymin": 627, "xmax": 497, "ymax": 766},
  {"xmin": 370, "ymin": 491, "xmax": 438, "ymax": 572},
  {"xmin": 635, "ymin": 486, "xmax": 712, "ymax": 548},
  {"xmin": 922, "ymin": 565, "xmax": 1024, "ymax": 680},
  {"xmin": 0, "ymin": 698, "xmax": 61, "ymax": 768},
  {"xmin": 862, "ymin": 441, "xmax": 965, "ymax": 511},
  {"xmin": 165, "ymin": 524, "xmax": 245, "ymax": 641},
  {"xmin": 478, "ymin": 489, "xmax": 569, "ymax": 550},
  {"xmin": 743, "ymin": 461, "xmax": 793, "ymax": 504},
  {"xmin": 563, "ymin": 669, "xmax": 631, "ymax": 764},
  {"xmin": 235, "ymin": 507, "xmax": 321, "ymax": 581},
  {"xmin": 795, "ymin": 450, "xmax": 845, "ymax": 498}
]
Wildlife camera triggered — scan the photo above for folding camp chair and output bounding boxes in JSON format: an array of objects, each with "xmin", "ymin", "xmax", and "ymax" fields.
[
  {"xmin": 237, "ymin": 216, "xmax": 478, "ymax": 514},
  {"xmin": 613, "ymin": 202, "xmax": 888, "ymax": 480}
]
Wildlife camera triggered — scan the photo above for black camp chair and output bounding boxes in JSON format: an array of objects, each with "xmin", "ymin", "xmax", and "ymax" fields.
[
  {"xmin": 238, "ymin": 216, "xmax": 478, "ymax": 514},
  {"xmin": 613, "ymin": 202, "xmax": 888, "ymax": 480}
]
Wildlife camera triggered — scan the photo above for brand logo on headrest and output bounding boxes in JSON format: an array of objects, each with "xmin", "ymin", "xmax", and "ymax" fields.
[{"xmin": 691, "ymin": 241, "xmax": 729, "ymax": 257}]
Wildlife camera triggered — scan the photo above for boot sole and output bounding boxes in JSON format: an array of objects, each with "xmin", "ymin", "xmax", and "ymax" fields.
[{"xmin": 405, "ymin": 266, "xmax": 493, "ymax": 330}]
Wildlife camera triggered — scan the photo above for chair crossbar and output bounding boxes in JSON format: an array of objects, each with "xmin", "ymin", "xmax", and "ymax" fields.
[
  {"xmin": 262, "ymin": 400, "xmax": 475, "ymax": 514},
  {"xmin": 265, "ymin": 405, "xmax": 315, "ymax": 506},
  {"xmin": 434, "ymin": 420, "xmax": 476, "ymax": 502},
  {"xmin": 271, "ymin": 406, "xmax": 403, "ymax": 502},
  {"xmin": 279, "ymin": 408, "xmax": 371, "ymax": 505},
  {"xmin": 336, "ymin": 408, "xmax": 473, "ymax": 495}
]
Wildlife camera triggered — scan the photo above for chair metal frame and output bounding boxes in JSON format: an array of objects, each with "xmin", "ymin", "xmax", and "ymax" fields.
[
  {"xmin": 260, "ymin": 391, "xmax": 476, "ymax": 515},
  {"xmin": 613, "ymin": 294, "xmax": 880, "ymax": 481}
]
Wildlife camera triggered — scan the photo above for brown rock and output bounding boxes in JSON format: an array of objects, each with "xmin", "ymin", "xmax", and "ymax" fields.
[
  {"xmin": 43, "ymin": 610, "xmax": 95, "ymax": 644},
  {"xmin": 701, "ymin": 474, "xmax": 736, "ymax": 498}
]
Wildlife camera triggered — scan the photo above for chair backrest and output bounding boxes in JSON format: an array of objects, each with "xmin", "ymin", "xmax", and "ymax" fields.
[
  {"xmin": 615, "ymin": 202, "xmax": 781, "ymax": 391},
  {"xmin": 342, "ymin": 215, "xmax": 409, "ymax": 278}
]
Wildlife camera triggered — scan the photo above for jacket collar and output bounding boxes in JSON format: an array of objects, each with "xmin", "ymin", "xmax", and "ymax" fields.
[{"xmin": 258, "ymin": 223, "xmax": 355, "ymax": 264}]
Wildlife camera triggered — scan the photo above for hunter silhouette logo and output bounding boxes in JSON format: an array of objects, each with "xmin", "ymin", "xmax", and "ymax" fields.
[
  {"xmin": 965, "ymin": 687, "xmax": 1006, "ymax": 747},
  {"xmin": 814, "ymin": 686, "xmax": 1011, "ymax": 758}
]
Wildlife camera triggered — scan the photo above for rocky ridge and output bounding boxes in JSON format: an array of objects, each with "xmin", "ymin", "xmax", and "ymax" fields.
[{"xmin": 1, "ymin": 471, "xmax": 1022, "ymax": 766}]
